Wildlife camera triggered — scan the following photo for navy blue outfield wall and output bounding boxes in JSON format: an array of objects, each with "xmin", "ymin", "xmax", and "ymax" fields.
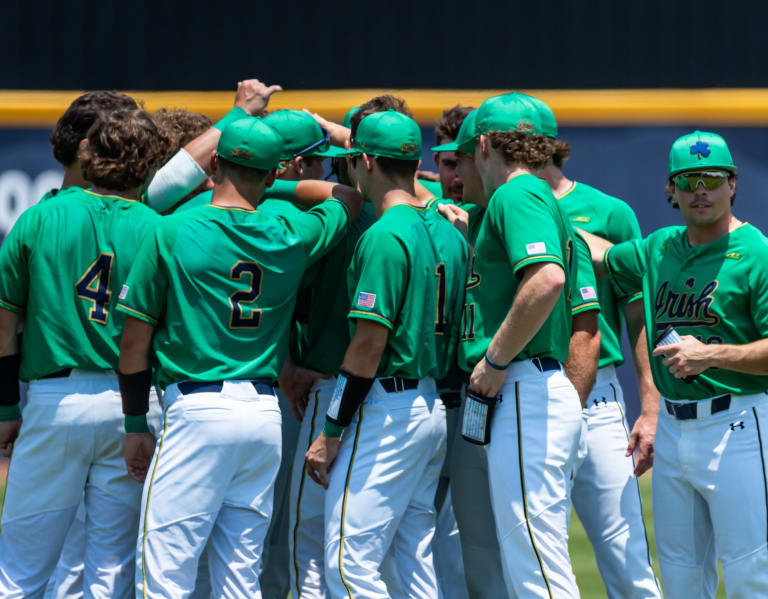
[{"xmin": 1, "ymin": 125, "xmax": 766, "ymax": 422}]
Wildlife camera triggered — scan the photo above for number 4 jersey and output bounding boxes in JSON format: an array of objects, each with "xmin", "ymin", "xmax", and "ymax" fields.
[
  {"xmin": 0, "ymin": 189, "xmax": 161, "ymax": 379},
  {"xmin": 116, "ymin": 200, "xmax": 350, "ymax": 389}
]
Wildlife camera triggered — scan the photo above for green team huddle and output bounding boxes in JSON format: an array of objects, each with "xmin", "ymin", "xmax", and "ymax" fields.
[{"xmin": 0, "ymin": 80, "xmax": 766, "ymax": 599}]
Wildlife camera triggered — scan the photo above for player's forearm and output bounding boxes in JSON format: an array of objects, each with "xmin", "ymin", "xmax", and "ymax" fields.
[
  {"xmin": 564, "ymin": 312, "xmax": 601, "ymax": 407},
  {"xmin": 118, "ymin": 317, "xmax": 155, "ymax": 375},
  {"xmin": 0, "ymin": 308, "xmax": 20, "ymax": 358},
  {"xmin": 293, "ymin": 181, "xmax": 363, "ymax": 220},
  {"xmin": 487, "ymin": 262, "xmax": 565, "ymax": 365},
  {"xmin": 340, "ymin": 322, "xmax": 388, "ymax": 378},
  {"xmin": 707, "ymin": 339, "xmax": 768, "ymax": 375},
  {"xmin": 578, "ymin": 229, "xmax": 614, "ymax": 277},
  {"xmin": 624, "ymin": 301, "xmax": 661, "ymax": 413}
]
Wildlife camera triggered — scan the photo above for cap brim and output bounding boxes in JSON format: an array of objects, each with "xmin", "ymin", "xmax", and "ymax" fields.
[
  {"xmin": 314, "ymin": 145, "xmax": 350, "ymax": 158},
  {"xmin": 431, "ymin": 141, "xmax": 459, "ymax": 152}
]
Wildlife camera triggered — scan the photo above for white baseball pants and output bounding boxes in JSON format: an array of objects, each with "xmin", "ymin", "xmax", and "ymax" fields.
[
  {"xmin": 653, "ymin": 392, "xmax": 768, "ymax": 599},
  {"xmin": 136, "ymin": 381, "xmax": 282, "ymax": 599},
  {"xmin": 570, "ymin": 366, "xmax": 662, "ymax": 599},
  {"xmin": 449, "ymin": 393, "xmax": 510, "ymax": 599},
  {"xmin": 487, "ymin": 360, "xmax": 582, "ymax": 599},
  {"xmin": 0, "ymin": 370, "xmax": 160, "ymax": 599},
  {"xmin": 324, "ymin": 377, "xmax": 446, "ymax": 599}
]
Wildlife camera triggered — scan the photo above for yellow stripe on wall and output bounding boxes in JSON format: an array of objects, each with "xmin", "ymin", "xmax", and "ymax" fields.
[{"xmin": 4, "ymin": 88, "xmax": 768, "ymax": 127}]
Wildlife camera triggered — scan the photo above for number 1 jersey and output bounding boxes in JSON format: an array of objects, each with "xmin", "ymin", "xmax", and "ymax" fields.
[
  {"xmin": 116, "ymin": 200, "xmax": 350, "ymax": 389},
  {"xmin": 0, "ymin": 189, "xmax": 161, "ymax": 380}
]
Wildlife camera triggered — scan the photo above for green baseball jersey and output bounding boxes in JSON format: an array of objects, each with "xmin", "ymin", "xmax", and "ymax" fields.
[
  {"xmin": 172, "ymin": 180, "xmax": 304, "ymax": 215},
  {"xmin": 37, "ymin": 186, "xmax": 81, "ymax": 204},
  {"xmin": 292, "ymin": 203, "xmax": 377, "ymax": 375},
  {"xmin": 571, "ymin": 230, "xmax": 601, "ymax": 316},
  {"xmin": 116, "ymin": 200, "xmax": 350, "ymax": 389},
  {"xmin": 605, "ymin": 223, "xmax": 768, "ymax": 399},
  {"xmin": 347, "ymin": 203, "xmax": 468, "ymax": 379},
  {"xmin": 420, "ymin": 178, "xmax": 443, "ymax": 200},
  {"xmin": 458, "ymin": 173, "xmax": 577, "ymax": 371},
  {"xmin": 558, "ymin": 181, "xmax": 642, "ymax": 367},
  {"xmin": 0, "ymin": 189, "xmax": 161, "ymax": 380},
  {"xmin": 172, "ymin": 189, "xmax": 211, "ymax": 213}
]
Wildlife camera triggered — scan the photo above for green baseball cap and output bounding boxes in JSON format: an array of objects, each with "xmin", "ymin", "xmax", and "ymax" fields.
[
  {"xmin": 668, "ymin": 130, "xmax": 737, "ymax": 177},
  {"xmin": 342, "ymin": 105, "xmax": 361, "ymax": 129},
  {"xmin": 216, "ymin": 118, "xmax": 283, "ymax": 170},
  {"xmin": 339, "ymin": 110, "xmax": 422, "ymax": 160},
  {"xmin": 262, "ymin": 110, "xmax": 330, "ymax": 160},
  {"xmin": 458, "ymin": 93, "xmax": 543, "ymax": 155},
  {"xmin": 431, "ymin": 109, "xmax": 478, "ymax": 153},
  {"xmin": 520, "ymin": 94, "xmax": 557, "ymax": 139}
]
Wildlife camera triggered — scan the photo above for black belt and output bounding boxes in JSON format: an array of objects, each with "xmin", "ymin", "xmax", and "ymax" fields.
[
  {"xmin": 439, "ymin": 391, "xmax": 462, "ymax": 409},
  {"xmin": 40, "ymin": 368, "xmax": 73, "ymax": 379},
  {"xmin": 379, "ymin": 377, "xmax": 418, "ymax": 393},
  {"xmin": 531, "ymin": 357, "xmax": 561, "ymax": 372},
  {"xmin": 665, "ymin": 394, "xmax": 731, "ymax": 420},
  {"xmin": 177, "ymin": 380, "xmax": 275, "ymax": 396}
]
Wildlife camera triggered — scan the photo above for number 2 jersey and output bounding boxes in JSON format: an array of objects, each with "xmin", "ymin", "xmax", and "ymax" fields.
[
  {"xmin": 116, "ymin": 200, "xmax": 350, "ymax": 389},
  {"xmin": 0, "ymin": 189, "xmax": 161, "ymax": 380}
]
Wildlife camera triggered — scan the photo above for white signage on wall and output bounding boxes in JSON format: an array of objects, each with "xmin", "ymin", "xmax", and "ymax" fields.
[{"xmin": 0, "ymin": 169, "xmax": 63, "ymax": 236}]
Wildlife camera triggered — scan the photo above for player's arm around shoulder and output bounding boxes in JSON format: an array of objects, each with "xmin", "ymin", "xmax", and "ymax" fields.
[{"xmin": 0, "ymin": 308, "xmax": 22, "ymax": 455}]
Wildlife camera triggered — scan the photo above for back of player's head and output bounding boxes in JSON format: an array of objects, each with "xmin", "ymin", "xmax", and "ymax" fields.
[
  {"xmin": 435, "ymin": 105, "xmax": 475, "ymax": 146},
  {"xmin": 519, "ymin": 94, "xmax": 571, "ymax": 168},
  {"xmin": 50, "ymin": 91, "xmax": 139, "ymax": 167},
  {"xmin": 153, "ymin": 108, "xmax": 213, "ymax": 162},
  {"xmin": 349, "ymin": 95, "xmax": 413, "ymax": 140},
  {"xmin": 474, "ymin": 93, "xmax": 555, "ymax": 170},
  {"xmin": 79, "ymin": 109, "xmax": 172, "ymax": 192},
  {"xmin": 347, "ymin": 110, "xmax": 421, "ymax": 181},
  {"xmin": 214, "ymin": 118, "xmax": 283, "ymax": 186}
]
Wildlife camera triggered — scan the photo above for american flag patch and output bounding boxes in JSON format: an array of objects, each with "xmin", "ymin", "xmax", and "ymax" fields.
[
  {"xmin": 580, "ymin": 286, "xmax": 597, "ymax": 300},
  {"xmin": 526, "ymin": 242, "xmax": 546, "ymax": 255},
  {"xmin": 357, "ymin": 292, "xmax": 376, "ymax": 308},
  {"xmin": 119, "ymin": 285, "xmax": 129, "ymax": 299}
]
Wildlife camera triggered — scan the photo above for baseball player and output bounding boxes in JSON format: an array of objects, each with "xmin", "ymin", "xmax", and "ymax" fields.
[
  {"xmin": 0, "ymin": 109, "xmax": 169, "ymax": 598},
  {"xmin": 116, "ymin": 117, "xmax": 358, "ymax": 598},
  {"xmin": 304, "ymin": 109, "xmax": 468, "ymax": 599},
  {"xmin": 456, "ymin": 93, "xmax": 584, "ymax": 598},
  {"xmin": 527, "ymin": 94, "xmax": 662, "ymax": 598},
  {"xmin": 585, "ymin": 130, "xmax": 768, "ymax": 598}
]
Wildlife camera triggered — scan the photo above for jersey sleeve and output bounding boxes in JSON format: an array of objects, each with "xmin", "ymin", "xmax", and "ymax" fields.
[
  {"xmin": 281, "ymin": 199, "xmax": 350, "ymax": 264},
  {"xmin": 493, "ymin": 190, "xmax": 564, "ymax": 275},
  {"xmin": 115, "ymin": 229, "xmax": 168, "ymax": 325},
  {"xmin": 571, "ymin": 231, "xmax": 600, "ymax": 315},
  {"xmin": 606, "ymin": 199, "xmax": 642, "ymax": 244},
  {"xmin": 347, "ymin": 229, "xmax": 407, "ymax": 330},
  {"xmin": 750, "ymin": 252, "xmax": 768, "ymax": 337},
  {"xmin": 604, "ymin": 238, "xmax": 646, "ymax": 301},
  {"xmin": 0, "ymin": 208, "xmax": 37, "ymax": 313}
]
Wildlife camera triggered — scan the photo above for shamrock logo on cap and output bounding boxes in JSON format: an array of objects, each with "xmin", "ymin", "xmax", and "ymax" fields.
[
  {"xmin": 690, "ymin": 141, "xmax": 711, "ymax": 159},
  {"xmin": 232, "ymin": 147, "xmax": 253, "ymax": 160},
  {"xmin": 517, "ymin": 120, "xmax": 535, "ymax": 133},
  {"xmin": 401, "ymin": 142, "xmax": 418, "ymax": 154}
]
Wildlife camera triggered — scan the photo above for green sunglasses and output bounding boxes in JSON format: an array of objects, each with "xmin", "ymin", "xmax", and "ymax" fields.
[{"xmin": 673, "ymin": 171, "xmax": 730, "ymax": 192}]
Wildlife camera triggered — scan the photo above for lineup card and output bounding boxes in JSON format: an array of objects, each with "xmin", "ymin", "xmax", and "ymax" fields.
[
  {"xmin": 462, "ymin": 398, "xmax": 489, "ymax": 443},
  {"xmin": 655, "ymin": 327, "xmax": 682, "ymax": 347}
]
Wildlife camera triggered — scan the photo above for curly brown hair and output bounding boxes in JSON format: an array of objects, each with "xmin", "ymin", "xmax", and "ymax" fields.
[
  {"xmin": 153, "ymin": 108, "xmax": 213, "ymax": 163},
  {"xmin": 551, "ymin": 140, "xmax": 571, "ymax": 168},
  {"xmin": 50, "ymin": 91, "xmax": 138, "ymax": 167},
  {"xmin": 349, "ymin": 94, "xmax": 413, "ymax": 139},
  {"xmin": 80, "ymin": 110, "xmax": 172, "ymax": 192},
  {"xmin": 435, "ymin": 105, "xmax": 474, "ymax": 146},
  {"xmin": 486, "ymin": 129, "xmax": 556, "ymax": 170}
]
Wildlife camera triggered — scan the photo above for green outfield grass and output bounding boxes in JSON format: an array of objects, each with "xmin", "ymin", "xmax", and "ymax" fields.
[{"xmin": 0, "ymin": 468, "xmax": 726, "ymax": 598}]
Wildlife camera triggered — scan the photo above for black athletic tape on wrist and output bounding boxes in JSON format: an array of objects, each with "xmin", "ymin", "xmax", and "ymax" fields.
[
  {"xmin": 118, "ymin": 369, "xmax": 152, "ymax": 416},
  {"xmin": 326, "ymin": 368, "xmax": 375, "ymax": 428},
  {"xmin": 0, "ymin": 354, "xmax": 21, "ymax": 407}
]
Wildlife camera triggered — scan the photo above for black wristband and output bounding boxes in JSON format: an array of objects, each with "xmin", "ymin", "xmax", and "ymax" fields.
[
  {"xmin": 118, "ymin": 369, "xmax": 152, "ymax": 416},
  {"xmin": 0, "ymin": 354, "xmax": 21, "ymax": 407},
  {"xmin": 326, "ymin": 368, "xmax": 375, "ymax": 428}
]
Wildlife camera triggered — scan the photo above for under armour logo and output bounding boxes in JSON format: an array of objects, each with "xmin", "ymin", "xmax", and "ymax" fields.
[
  {"xmin": 730, "ymin": 421, "xmax": 745, "ymax": 430},
  {"xmin": 690, "ymin": 141, "xmax": 711, "ymax": 159},
  {"xmin": 592, "ymin": 397, "xmax": 608, "ymax": 407}
]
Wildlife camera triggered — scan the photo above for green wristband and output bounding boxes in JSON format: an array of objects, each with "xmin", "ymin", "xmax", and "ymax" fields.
[
  {"xmin": 125, "ymin": 414, "xmax": 150, "ymax": 433},
  {"xmin": 0, "ymin": 404, "xmax": 21, "ymax": 421},
  {"xmin": 322, "ymin": 420, "xmax": 345, "ymax": 438},
  {"xmin": 214, "ymin": 106, "xmax": 249, "ymax": 132},
  {"xmin": 263, "ymin": 179, "xmax": 299, "ymax": 200}
]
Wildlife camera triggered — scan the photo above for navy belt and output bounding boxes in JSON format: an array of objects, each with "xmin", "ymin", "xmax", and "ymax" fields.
[
  {"xmin": 531, "ymin": 357, "xmax": 561, "ymax": 372},
  {"xmin": 665, "ymin": 394, "xmax": 731, "ymax": 420},
  {"xmin": 177, "ymin": 380, "xmax": 275, "ymax": 396},
  {"xmin": 439, "ymin": 391, "xmax": 462, "ymax": 409},
  {"xmin": 40, "ymin": 368, "xmax": 73, "ymax": 379},
  {"xmin": 379, "ymin": 377, "xmax": 418, "ymax": 393}
]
